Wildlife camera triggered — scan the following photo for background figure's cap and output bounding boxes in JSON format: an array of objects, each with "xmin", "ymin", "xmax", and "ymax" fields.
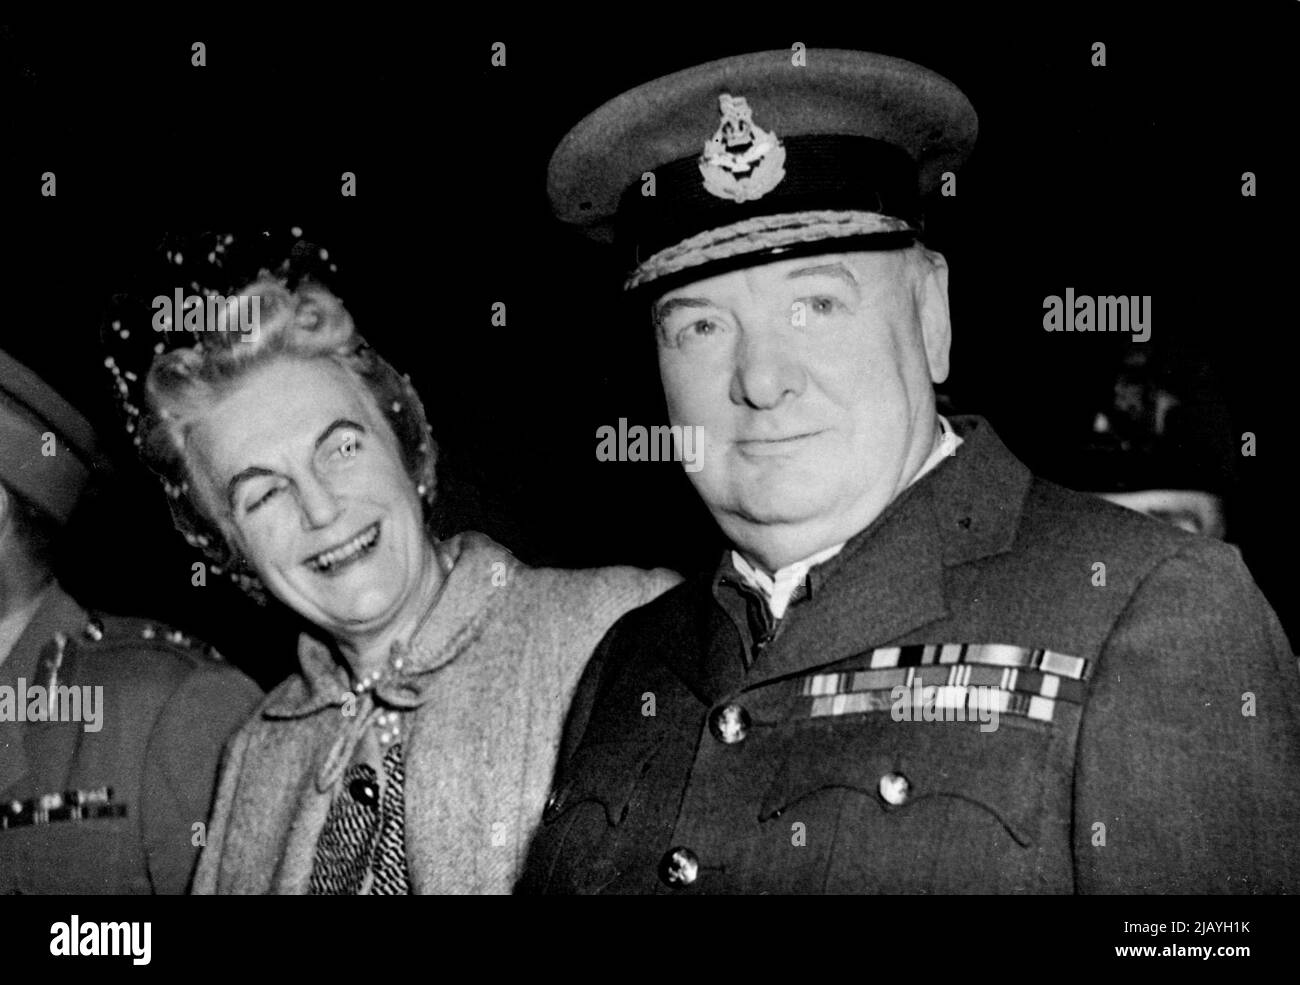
[
  {"xmin": 0, "ymin": 348, "xmax": 102, "ymax": 524},
  {"xmin": 548, "ymin": 49, "xmax": 977, "ymax": 293}
]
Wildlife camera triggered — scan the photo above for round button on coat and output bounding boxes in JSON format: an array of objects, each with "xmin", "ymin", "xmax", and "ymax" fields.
[
  {"xmin": 658, "ymin": 847, "xmax": 700, "ymax": 888},
  {"xmin": 708, "ymin": 703, "xmax": 751, "ymax": 744},
  {"xmin": 349, "ymin": 777, "xmax": 380, "ymax": 808},
  {"xmin": 878, "ymin": 771, "xmax": 911, "ymax": 806}
]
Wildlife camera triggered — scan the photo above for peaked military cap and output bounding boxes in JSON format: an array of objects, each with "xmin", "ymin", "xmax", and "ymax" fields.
[
  {"xmin": 548, "ymin": 48, "xmax": 977, "ymax": 294},
  {"xmin": 0, "ymin": 348, "xmax": 103, "ymax": 524}
]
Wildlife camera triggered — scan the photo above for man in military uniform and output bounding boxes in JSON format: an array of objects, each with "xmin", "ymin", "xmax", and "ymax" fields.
[
  {"xmin": 0, "ymin": 348, "xmax": 262, "ymax": 893},
  {"xmin": 520, "ymin": 50, "xmax": 1300, "ymax": 893}
]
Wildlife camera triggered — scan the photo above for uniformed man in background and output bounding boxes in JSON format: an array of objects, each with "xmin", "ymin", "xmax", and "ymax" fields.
[
  {"xmin": 520, "ymin": 49, "xmax": 1300, "ymax": 893},
  {"xmin": 1038, "ymin": 344, "xmax": 1233, "ymax": 540},
  {"xmin": 0, "ymin": 348, "xmax": 262, "ymax": 893}
]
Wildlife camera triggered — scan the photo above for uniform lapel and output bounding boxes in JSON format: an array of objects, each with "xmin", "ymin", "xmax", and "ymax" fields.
[
  {"xmin": 631, "ymin": 566, "xmax": 740, "ymax": 709},
  {"xmin": 736, "ymin": 416, "xmax": 1032, "ymax": 690},
  {"xmin": 0, "ymin": 583, "xmax": 87, "ymax": 796},
  {"xmin": 742, "ymin": 488, "xmax": 950, "ymax": 689}
]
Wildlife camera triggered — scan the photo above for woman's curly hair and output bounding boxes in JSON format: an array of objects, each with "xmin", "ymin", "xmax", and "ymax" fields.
[{"xmin": 139, "ymin": 275, "xmax": 438, "ymax": 602}]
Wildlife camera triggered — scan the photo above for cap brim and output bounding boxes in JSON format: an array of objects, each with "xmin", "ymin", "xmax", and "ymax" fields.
[{"xmin": 548, "ymin": 48, "xmax": 977, "ymax": 242}]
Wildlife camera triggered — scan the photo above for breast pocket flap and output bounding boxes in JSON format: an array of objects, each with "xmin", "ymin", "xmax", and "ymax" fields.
[
  {"xmin": 757, "ymin": 719, "xmax": 1052, "ymax": 847},
  {"xmin": 543, "ymin": 737, "xmax": 664, "ymax": 828}
]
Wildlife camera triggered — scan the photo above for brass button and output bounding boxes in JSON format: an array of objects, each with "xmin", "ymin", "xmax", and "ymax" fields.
[
  {"xmin": 658, "ymin": 847, "xmax": 700, "ymax": 888},
  {"xmin": 708, "ymin": 703, "xmax": 751, "ymax": 744},
  {"xmin": 878, "ymin": 771, "xmax": 911, "ymax": 806}
]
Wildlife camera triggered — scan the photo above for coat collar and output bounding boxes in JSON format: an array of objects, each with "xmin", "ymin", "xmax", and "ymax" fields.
[
  {"xmin": 705, "ymin": 415, "xmax": 1032, "ymax": 692},
  {"xmin": 261, "ymin": 531, "xmax": 519, "ymax": 721}
]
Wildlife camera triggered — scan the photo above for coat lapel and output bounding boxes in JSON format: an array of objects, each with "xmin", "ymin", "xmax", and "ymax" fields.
[
  {"xmin": 728, "ymin": 416, "xmax": 1033, "ymax": 690},
  {"xmin": 0, "ymin": 584, "xmax": 87, "ymax": 797},
  {"xmin": 250, "ymin": 532, "xmax": 516, "ymax": 893},
  {"xmin": 743, "ymin": 489, "xmax": 950, "ymax": 689}
]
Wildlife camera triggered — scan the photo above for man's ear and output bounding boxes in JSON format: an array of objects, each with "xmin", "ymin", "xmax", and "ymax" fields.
[{"xmin": 915, "ymin": 249, "xmax": 952, "ymax": 384}]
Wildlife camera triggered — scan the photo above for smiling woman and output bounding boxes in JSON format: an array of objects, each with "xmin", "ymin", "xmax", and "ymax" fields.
[
  {"xmin": 143, "ymin": 279, "xmax": 438, "ymax": 606},
  {"xmin": 138, "ymin": 277, "xmax": 680, "ymax": 894}
]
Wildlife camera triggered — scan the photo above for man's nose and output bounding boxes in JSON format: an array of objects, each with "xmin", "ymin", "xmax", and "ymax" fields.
[
  {"xmin": 296, "ymin": 472, "xmax": 342, "ymax": 530},
  {"xmin": 730, "ymin": 321, "xmax": 805, "ymax": 409}
]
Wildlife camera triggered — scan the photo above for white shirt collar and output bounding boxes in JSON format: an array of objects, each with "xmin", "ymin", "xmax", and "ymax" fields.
[{"xmin": 730, "ymin": 415, "xmax": 963, "ymax": 619}]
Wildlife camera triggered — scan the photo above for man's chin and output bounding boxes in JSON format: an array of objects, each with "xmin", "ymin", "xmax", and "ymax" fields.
[
  {"xmin": 714, "ymin": 494, "xmax": 827, "ymax": 534},
  {"xmin": 712, "ymin": 485, "xmax": 890, "ymax": 566},
  {"xmin": 734, "ymin": 480, "xmax": 835, "ymax": 523}
]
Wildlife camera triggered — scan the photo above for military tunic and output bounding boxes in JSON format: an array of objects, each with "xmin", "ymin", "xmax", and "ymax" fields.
[
  {"xmin": 520, "ymin": 416, "xmax": 1300, "ymax": 894},
  {"xmin": 0, "ymin": 583, "xmax": 262, "ymax": 893}
]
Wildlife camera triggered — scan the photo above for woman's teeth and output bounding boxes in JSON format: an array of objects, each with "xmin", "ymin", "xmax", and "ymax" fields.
[{"xmin": 308, "ymin": 523, "xmax": 380, "ymax": 573}]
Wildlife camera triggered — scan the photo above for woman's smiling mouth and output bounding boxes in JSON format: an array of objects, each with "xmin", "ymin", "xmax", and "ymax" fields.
[{"xmin": 305, "ymin": 521, "xmax": 381, "ymax": 574}]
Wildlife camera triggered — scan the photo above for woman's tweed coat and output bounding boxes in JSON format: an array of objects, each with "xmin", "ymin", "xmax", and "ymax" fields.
[{"xmin": 193, "ymin": 531, "xmax": 679, "ymax": 894}]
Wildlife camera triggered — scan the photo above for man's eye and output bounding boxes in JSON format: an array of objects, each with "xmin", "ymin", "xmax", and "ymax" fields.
[
  {"xmin": 673, "ymin": 318, "xmax": 725, "ymax": 347},
  {"xmin": 806, "ymin": 296, "xmax": 842, "ymax": 316}
]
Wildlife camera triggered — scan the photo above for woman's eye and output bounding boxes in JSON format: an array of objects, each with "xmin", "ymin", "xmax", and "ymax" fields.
[
  {"xmin": 807, "ymin": 296, "xmax": 841, "ymax": 316},
  {"xmin": 329, "ymin": 433, "xmax": 361, "ymax": 462},
  {"xmin": 247, "ymin": 485, "xmax": 282, "ymax": 513}
]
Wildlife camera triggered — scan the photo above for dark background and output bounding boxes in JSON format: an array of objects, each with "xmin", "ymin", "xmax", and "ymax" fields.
[{"xmin": 2, "ymin": 11, "xmax": 1294, "ymax": 689}]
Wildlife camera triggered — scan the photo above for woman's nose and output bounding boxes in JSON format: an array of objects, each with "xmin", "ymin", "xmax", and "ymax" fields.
[{"xmin": 296, "ymin": 474, "xmax": 342, "ymax": 530}]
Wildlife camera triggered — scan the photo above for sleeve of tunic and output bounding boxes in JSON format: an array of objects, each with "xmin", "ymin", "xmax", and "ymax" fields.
[{"xmin": 1073, "ymin": 540, "xmax": 1300, "ymax": 892}]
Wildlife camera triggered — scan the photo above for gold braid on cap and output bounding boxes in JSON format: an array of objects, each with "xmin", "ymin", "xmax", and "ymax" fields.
[{"xmin": 625, "ymin": 210, "xmax": 916, "ymax": 290}]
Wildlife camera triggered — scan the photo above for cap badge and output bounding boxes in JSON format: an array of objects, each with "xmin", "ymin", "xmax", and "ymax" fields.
[{"xmin": 698, "ymin": 93, "xmax": 786, "ymax": 203}]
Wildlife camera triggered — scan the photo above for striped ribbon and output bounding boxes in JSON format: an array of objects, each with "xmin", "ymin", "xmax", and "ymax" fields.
[
  {"xmin": 801, "ymin": 644, "xmax": 1089, "ymax": 724},
  {"xmin": 1, "ymin": 787, "xmax": 124, "ymax": 829}
]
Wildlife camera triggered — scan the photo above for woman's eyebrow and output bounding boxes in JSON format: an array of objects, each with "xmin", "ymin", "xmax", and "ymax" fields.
[
  {"xmin": 314, "ymin": 418, "xmax": 367, "ymax": 451},
  {"xmin": 225, "ymin": 419, "xmax": 368, "ymax": 508},
  {"xmin": 226, "ymin": 466, "xmax": 277, "ymax": 510}
]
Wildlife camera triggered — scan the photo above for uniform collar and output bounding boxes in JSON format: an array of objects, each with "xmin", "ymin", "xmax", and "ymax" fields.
[
  {"xmin": 261, "ymin": 531, "xmax": 519, "ymax": 721},
  {"xmin": 698, "ymin": 415, "xmax": 1030, "ymax": 693},
  {"xmin": 0, "ymin": 582, "xmax": 55, "ymax": 671},
  {"xmin": 726, "ymin": 414, "xmax": 964, "ymax": 619},
  {"xmin": 0, "ymin": 582, "xmax": 85, "ymax": 691},
  {"xmin": 728, "ymin": 543, "xmax": 844, "ymax": 620},
  {"xmin": 913, "ymin": 412, "xmax": 963, "ymax": 486},
  {"xmin": 0, "ymin": 581, "xmax": 87, "ymax": 796}
]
